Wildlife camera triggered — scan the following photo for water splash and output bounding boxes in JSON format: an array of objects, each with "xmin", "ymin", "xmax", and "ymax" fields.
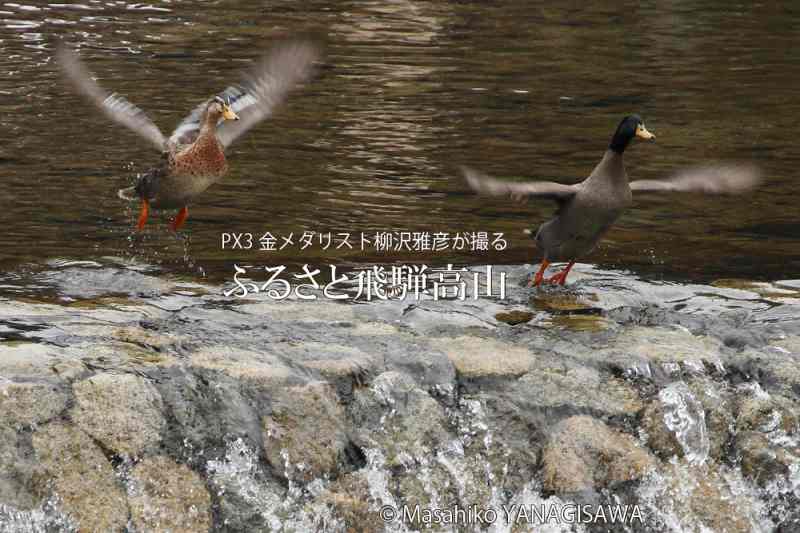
[
  {"xmin": 659, "ymin": 381, "xmax": 710, "ymax": 465},
  {"xmin": 0, "ymin": 499, "xmax": 77, "ymax": 533},
  {"xmin": 206, "ymin": 438, "xmax": 288, "ymax": 530}
]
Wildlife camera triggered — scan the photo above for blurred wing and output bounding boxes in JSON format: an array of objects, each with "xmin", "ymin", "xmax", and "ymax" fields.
[
  {"xmin": 461, "ymin": 166, "xmax": 577, "ymax": 203},
  {"xmin": 630, "ymin": 164, "xmax": 762, "ymax": 194},
  {"xmin": 56, "ymin": 45, "xmax": 166, "ymax": 151},
  {"xmin": 168, "ymin": 40, "xmax": 319, "ymax": 149}
]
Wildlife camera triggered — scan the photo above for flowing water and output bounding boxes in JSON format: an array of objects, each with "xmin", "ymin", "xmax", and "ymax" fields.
[{"xmin": 0, "ymin": 0, "xmax": 798, "ymax": 293}]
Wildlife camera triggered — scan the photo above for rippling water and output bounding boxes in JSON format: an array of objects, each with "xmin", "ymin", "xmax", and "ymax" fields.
[{"xmin": 1, "ymin": 1, "xmax": 798, "ymax": 291}]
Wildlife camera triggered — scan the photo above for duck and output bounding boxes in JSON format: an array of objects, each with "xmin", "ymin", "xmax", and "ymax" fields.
[
  {"xmin": 57, "ymin": 40, "xmax": 319, "ymax": 231},
  {"xmin": 461, "ymin": 115, "xmax": 761, "ymax": 287}
]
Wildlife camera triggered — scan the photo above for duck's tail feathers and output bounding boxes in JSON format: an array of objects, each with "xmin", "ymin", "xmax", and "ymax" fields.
[{"xmin": 118, "ymin": 186, "xmax": 138, "ymax": 202}]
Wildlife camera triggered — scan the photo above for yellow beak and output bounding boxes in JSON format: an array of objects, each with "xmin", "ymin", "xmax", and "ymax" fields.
[
  {"xmin": 636, "ymin": 124, "xmax": 655, "ymax": 140},
  {"xmin": 222, "ymin": 105, "xmax": 240, "ymax": 121}
]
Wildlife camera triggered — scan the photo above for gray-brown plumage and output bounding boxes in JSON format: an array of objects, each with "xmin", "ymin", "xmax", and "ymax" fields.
[
  {"xmin": 462, "ymin": 115, "xmax": 762, "ymax": 286},
  {"xmin": 57, "ymin": 40, "xmax": 319, "ymax": 231}
]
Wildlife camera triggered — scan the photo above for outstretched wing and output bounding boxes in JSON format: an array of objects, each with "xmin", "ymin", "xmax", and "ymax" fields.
[
  {"xmin": 56, "ymin": 45, "xmax": 166, "ymax": 151},
  {"xmin": 461, "ymin": 166, "xmax": 577, "ymax": 203},
  {"xmin": 630, "ymin": 163, "xmax": 762, "ymax": 194},
  {"xmin": 168, "ymin": 40, "xmax": 319, "ymax": 149}
]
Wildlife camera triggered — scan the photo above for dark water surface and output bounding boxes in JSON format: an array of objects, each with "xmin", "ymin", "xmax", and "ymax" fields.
[{"xmin": 1, "ymin": 1, "xmax": 799, "ymax": 293}]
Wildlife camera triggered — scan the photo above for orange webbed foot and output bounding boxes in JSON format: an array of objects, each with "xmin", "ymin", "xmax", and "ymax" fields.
[
  {"xmin": 170, "ymin": 206, "xmax": 189, "ymax": 232},
  {"xmin": 136, "ymin": 200, "xmax": 149, "ymax": 231},
  {"xmin": 529, "ymin": 260, "xmax": 550, "ymax": 287},
  {"xmin": 545, "ymin": 260, "xmax": 576, "ymax": 286}
]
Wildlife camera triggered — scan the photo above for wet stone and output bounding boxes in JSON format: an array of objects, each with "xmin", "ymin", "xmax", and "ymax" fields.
[
  {"xmin": 735, "ymin": 391, "xmax": 799, "ymax": 435},
  {"xmin": 0, "ymin": 425, "xmax": 47, "ymax": 511},
  {"xmin": 128, "ymin": 456, "xmax": 212, "ymax": 533},
  {"xmin": 32, "ymin": 422, "xmax": 128, "ymax": 532},
  {"xmin": 279, "ymin": 342, "xmax": 382, "ymax": 394},
  {"xmin": 190, "ymin": 346, "xmax": 301, "ymax": 389},
  {"xmin": 541, "ymin": 415, "xmax": 657, "ymax": 494},
  {"xmin": 70, "ymin": 372, "xmax": 165, "ymax": 458},
  {"xmin": 638, "ymin": 463, "xmax": 759, "ymax": 533},
  {"xmin": 531, "ymin": 292, "xmax": 600, "ymax": 313},
  {"xmin": 685, "ymin": 377, "xmax": 736, "ymax": 461},
  {"xmin": 112, "ymin": 325, "xmax": 185, "ymax": 351},
  {"xmin": 0, "ymin": 381, "xmax": 68, "ymax": 429},
  {"xmin": 544, "ymin": 313, "xmax": 614, "ymax": 331},
  {"xmin": 262, "ymin": 382, "xmax": 350, "ymax": 483},
  {"xmin": 642, "ymin": 381, "xmax": 711, "ymax": 464},
  {"xmin": 349, "ymin": 372, "xmax": 451, "ymax": 467},
  {"xmin": 594, "ymin": 326, "xmax": 726, "ymax": 377},
  {"xmin": 736, "ymin": 431, "xmax": 800, "ymax": 487},
  {"xmin": 494, "ymin": 310, "xmax": 535, "ymax": 325},
  {"xmin": 429, "ymin": 336, "xmax": 536, "ymax": 379},
  {"xmin": 319, "ymin": 473, "xmax": 387, "ymax": 533},
  {"xmin": 513, "ymin": 366, "xmax": 642, "ymax": 417}
]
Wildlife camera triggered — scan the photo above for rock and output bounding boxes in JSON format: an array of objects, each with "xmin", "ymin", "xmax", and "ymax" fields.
[
  {"xmin": 278, "ymin": 342, "xmax": 382, "ymax": 396},
  {"xmin": 190, "ymin": 346, "xmax": 301, "ymax": 389},
  {"xmin": 262, "ymin": 382, "xmax": 350, "ymax": 482},
  {"xmin": 495, "ymin": 310, "xmax": 534, "ymax": 325},
  {"xmin": 512, "ymin": 365, "xmax": 642, "ymax": 417},
  {"xmin": 638, "ymin": 463, "xmax": 757, "ymax": 533},
  {"xmin": 642, "ymin": 399, "xmax": 683, "ymax": 460},
  {"xmin": 112, "ymin": 325, "xmax": 185, "ymax": 352},
  {"xmin": 642, "ymin": 381, "xmax": 711, "ymax": 464},
  {"xmin": 0, "ymin": 344, "xmax": 63, "ymax": 378},
  {"xmin": 0, "ymin": 381, "xmax": 68, "ymax": 429},
  {"xmin": 460, "ymin": 394, "xmax": 541, "ymax": 493},
  {"xmin": 594, "ymin": 326, "xmax": 726, "ymax": 377},
  {"xmin": 735, "ymin": 392, "xmax": 798, "ymax": 434},
  {"xmin": 730, "ymin": 386, "xmax": 800, "ymax": 487},
  {"xmin": 685, "ymin": 377, "xmax": 735, "ymax": 461},
  {"xmin": 778, "ymin": 510, "xmax": 800, "ymax": 533},
  {"xmin": 349, "ymin": 372, "xmax": 451, "ymax": 467},
  {"xmin": 319, "ymin": 473, "xmax": 386, "ymax": 533},
  {"xmin": 206, "ymin": 438, "xmax": 287, "ymax": 531},
  {"xmin": 429, "ymin": 336, "xmax": 536, "ymax": 379},
  {"xmin": 32, "ymin": 422, "xmax": 128, "ymax": 532},
  {"xmin": 154, "ymin": 367, "xmax": 265, "ymax": 459},
  {"xmin": 128, "ymin": 456, "xmax": 212, "ymax": 533},
  {"xmin": 0, "ymin": 502, "xmax": 76, "ymax": 532},
  {"xmin": 70, "ymin": 373, "xmax": 165, "ymax": 457},
  {"xmin": 239, "ymin": 300, "xmax": 356, "ymax": 323},
  {"xmin": 378, "ymin": 335, "xmax": 456, "ymax": 391},
  {"xmin": 736, "ymin": 431, "xmax": 800, "ymax": 487},
  {"xmin": 50, "ymin": 359, "xmax": 89, "ymax": 382},
  {"xmin": 542, "ymin": 416, "xmax": 656, "ymax": 494},
  {"xmin": 687, "ymin": 473, "xmax": 754, "ymax": 533},
  {"xmin": 391, "ymin": 301, "xmax": 500, "ymax": 332},
  {"xmin": 544, "ymin": 313, "xmax": 614, "ymax": 332},
  {"xmin": 531, "ymin": 292, "xmax": 600, "ymax": 313},
  {"xmin": 0, "ymin": 425, "xmax": 46, "ymax": 510},
  {"xmin": 726, "ymin": 342, "xmax": 800, "ymax": 396}
]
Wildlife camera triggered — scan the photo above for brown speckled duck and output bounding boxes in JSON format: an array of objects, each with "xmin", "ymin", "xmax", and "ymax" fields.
[
  {"xmin": 57, "ymin": 40, "xmax": 319, "ymax": 231},
  {"xmin": 462, "ymin": 115, "xmax": 762, "ymax": 287}
]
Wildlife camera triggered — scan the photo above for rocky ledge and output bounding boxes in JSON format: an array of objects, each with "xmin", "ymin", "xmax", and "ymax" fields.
[{"xmin": 1, "ymin": 262, "xmax": 799, "ymax": 532}]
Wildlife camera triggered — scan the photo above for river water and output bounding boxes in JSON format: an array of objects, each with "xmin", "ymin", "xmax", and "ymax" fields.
[{"xmin": 1, "ymin": 1, "xmax": 798, "ymax": 293}]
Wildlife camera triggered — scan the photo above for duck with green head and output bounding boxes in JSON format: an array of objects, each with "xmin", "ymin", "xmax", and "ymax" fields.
[
  {"xmin": 57, "ymin": 40, "xmax": 319, "ymax": 231},
  {"xmin": 462, "ymin": 114, "xmax": 761, "ymax": 286}
]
